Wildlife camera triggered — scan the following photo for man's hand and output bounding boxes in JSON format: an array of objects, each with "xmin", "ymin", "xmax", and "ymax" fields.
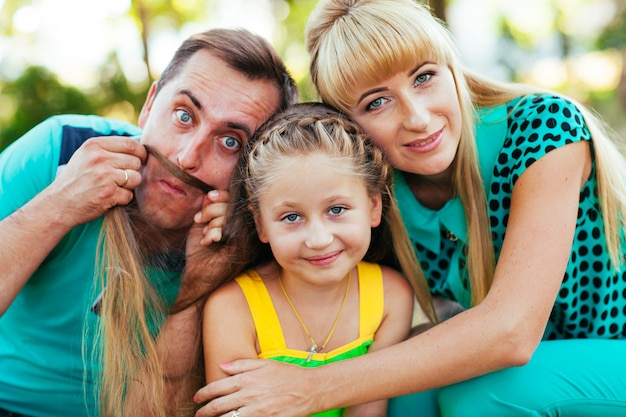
[
  {"xmin": 0, "ymin": 135, "xmax": 146, "ymax": 314},
  {"xmin": 48, "ymin": 136, "xmax": 147, "ymax": 226}
]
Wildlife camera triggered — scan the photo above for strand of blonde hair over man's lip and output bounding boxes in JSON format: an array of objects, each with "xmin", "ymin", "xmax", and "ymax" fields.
[{"xmin": 144, "ymin": 144, "xmax": 214, "ymax": 194}]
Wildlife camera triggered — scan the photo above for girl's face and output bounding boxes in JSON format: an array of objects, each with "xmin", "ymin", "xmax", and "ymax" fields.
[
  {"xmin": 253, "ymin": 153, "xmax": 382, "ymax": 285},
  {"xmin": 346, "ymin": 63, "xmax": 462, "ymax": 177}
]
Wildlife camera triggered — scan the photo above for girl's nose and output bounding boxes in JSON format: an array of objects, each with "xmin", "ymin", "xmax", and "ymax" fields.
[{"xmin": 304, "ymin": 222, "xmax": 333, "ymax": 249}]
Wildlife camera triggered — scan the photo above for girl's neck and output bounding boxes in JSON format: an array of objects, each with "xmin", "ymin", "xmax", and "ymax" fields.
[{"xmin": 403, "ymin": 169, "xmax": 455, "ymax": 210}]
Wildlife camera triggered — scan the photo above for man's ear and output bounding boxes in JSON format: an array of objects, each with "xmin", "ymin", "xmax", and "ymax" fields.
[
  {"xmin": 138, "ymin": 81, "xmax": 158, "ymax": 128},
  {"xmin": 370, "ymin": 194, "xmax": 383, "ymax": 228},
  {"xmin": 250, "ymin": 206, "xmax": 269, "ymax": 243}
]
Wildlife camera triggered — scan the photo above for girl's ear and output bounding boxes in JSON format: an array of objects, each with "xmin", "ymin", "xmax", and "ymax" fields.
[
  {"xmin": 250, "ymin": 205, "xmax": 269, "ymax": 243},
  {"xmin": 370, "ymin": 194, "xmax": 383, "ymax": 228}
]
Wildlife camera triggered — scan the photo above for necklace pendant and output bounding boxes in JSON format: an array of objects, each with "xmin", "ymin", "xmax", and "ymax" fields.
[{"xmin": 306, "ymin": 344, "xmax": 318, "ymax": 363}]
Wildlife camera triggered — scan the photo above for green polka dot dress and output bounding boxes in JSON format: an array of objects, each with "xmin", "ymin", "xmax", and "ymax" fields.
[{"xmin": 394, "ymin": 93, "xmax": 626, "ymax": 340}]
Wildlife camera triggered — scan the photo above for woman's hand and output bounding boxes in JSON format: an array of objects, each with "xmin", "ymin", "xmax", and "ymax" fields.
[{"xmin": 194, "ymin": 359, "xmax": 316, "ymax": 417}]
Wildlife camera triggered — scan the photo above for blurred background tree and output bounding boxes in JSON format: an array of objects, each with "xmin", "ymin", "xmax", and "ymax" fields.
[{"xmin": 0, "ymin": 0, "xmax": 624, "ymax": 152}]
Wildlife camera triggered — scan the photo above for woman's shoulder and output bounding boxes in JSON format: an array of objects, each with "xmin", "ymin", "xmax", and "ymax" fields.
[{"xmin": 506, "ymin": 93, "xmax": 584, "ymax": 125}]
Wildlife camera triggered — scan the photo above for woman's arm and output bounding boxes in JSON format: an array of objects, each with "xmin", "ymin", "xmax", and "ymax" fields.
[{"xmin": 194, "ymin": 140, "xmax": 591, "ymax": 416}]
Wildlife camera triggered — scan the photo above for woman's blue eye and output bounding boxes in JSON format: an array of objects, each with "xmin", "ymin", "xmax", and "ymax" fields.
[
  {"xmin": 368, "ymin": 98, "xmax": 384, "ymax": 110},
  {"xmin": 415, "ymin": 73, "xmax": 431, "ymax": 85}
]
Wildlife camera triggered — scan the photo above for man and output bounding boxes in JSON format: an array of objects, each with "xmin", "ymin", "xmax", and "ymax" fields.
[{"xmin": 0, "ymin": 28, "xmax": 297, "ymax": 417}]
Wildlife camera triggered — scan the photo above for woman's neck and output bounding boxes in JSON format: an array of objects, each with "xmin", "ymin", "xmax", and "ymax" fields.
[{"xmin": 403, "ymin": 169, "xmax": 455, "ymax": 210}]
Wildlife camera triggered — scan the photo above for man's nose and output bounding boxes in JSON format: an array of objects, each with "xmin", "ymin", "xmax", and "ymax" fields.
[{"xmin": 175, "ymin": 136, "xmax": 206, "ymax": 172}]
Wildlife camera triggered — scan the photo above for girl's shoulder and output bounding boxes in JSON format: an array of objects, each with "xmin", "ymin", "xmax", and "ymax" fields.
[{"xmin": 376, "ymin": 264, "xmax": 413, "ymax": 297}]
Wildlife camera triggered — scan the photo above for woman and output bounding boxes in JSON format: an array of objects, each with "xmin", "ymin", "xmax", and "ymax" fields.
[{"xmin": 193, "ymin": 1, "xmax": 626, "ymax": 416}]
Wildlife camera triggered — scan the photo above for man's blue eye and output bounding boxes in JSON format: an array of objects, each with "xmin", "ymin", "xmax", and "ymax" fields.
[
  {"xmin": 177, "ymin": 109, "xmax": 191, "ymax": 123},
  {"xmin": 225, "ymin": 137, "xmax": 237, "ymax": 148}
]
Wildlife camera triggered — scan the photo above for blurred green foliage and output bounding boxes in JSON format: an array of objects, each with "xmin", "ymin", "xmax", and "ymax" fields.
[{"xmin": 0, "ymin": 0, "xmax": 625, "ymax": 153}]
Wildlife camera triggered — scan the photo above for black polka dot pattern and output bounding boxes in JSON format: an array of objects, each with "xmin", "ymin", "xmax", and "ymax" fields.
[
  {"xmin": 407, "ymin": 94, "xmax": 625, "ymax": 340},
  {"xmin": 489, "ymin": 94, "xmax": 625, "ymax": 340}
]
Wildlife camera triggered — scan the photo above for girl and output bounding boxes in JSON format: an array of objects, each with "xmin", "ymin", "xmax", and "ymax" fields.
[
  {"xmin": 201, "ymin": 103, "xmax": 435, "ymax": 417},
  {"xmin": 194, "ymin": 1, "xmax": 626, "ymax": 416}
]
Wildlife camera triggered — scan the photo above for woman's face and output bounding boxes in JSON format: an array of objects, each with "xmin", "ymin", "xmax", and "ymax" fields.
[{"xmin": 347, "ymin": 63, "xmax": 462, "ymax": 177}]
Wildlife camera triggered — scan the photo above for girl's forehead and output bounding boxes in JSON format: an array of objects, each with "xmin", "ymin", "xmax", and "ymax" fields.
[{"xmin": 262, "ymin": 152, "xmax": 361, "ymax": 188}]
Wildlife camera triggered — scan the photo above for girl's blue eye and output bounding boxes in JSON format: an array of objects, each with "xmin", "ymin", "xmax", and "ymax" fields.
[
  {"xmin": 284, "ymin": 213, "xmax": 299, "ymax": 223},
  {"xmin": 176, "ymin": 109, "xmax": 191, "ymax": 123},
  {"xmin": 329, "ymin": 206, "xmax": 345, "ymax": 215}
]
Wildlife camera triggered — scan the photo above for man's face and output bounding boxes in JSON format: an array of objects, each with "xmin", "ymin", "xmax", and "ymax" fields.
[{"xmin": 135, "ymin": 50, "xmax": 281, "ymax": 234}]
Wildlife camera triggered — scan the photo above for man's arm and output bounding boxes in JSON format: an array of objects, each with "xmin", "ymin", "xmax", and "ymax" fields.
[{"xmin": 0, "ymin": 135, "xmax": 146, "ymax": 315}]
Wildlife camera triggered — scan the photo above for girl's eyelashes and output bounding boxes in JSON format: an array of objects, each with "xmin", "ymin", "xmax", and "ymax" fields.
[
  {"xmin": 281, "ymin": 213, "xmax": 300, "ymax": 223},
  {"xmin": 328, "ymin": 206, "xmax": 347, "ymax": 216}
]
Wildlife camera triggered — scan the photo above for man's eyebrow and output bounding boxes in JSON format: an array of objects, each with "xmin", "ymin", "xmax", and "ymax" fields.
[
  {"xmin": 226, "ymin": 122, "xmax": 252, "ymax": 139},
  {"xmin": 179, "ymin": 89, "xmax": 202, "ymax": 110},
  {"xmin": 179, "ymin": 89, "xmax": 252, "ymax": 138}
]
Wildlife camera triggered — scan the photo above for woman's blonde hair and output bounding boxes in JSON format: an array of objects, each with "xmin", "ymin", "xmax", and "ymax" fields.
[
  {"xmin": 222, "ymin": 102, "xmax": 437, "ymax": 324},
  {"xmin": 306, "ymin": 0, "xmax": 626, "ymax": 305}
]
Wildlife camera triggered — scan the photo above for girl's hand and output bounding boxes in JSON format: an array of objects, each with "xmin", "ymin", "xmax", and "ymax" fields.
[
  {"xmin": 194, "ymin": 359, "xmax": 315, "ymax": 417},
  {"xmin": 194, "ymin": 190, "xmax": 230, "ymax": 246}
]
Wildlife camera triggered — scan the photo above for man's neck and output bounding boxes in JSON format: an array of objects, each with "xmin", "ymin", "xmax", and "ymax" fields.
[{"xmin": 129, "ymin": 209, "xmax": 187, "ymax": 257}]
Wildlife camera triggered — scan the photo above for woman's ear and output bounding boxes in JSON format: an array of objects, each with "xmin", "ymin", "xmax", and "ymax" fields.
[{"xmin": 370, "ymin": 194, "xmax": 383, "ymax": 228}]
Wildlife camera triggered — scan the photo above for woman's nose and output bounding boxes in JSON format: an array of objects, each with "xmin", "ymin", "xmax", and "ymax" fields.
[{"xmin": 401, "ymin": 98, "xmax": 430, "ymax": 132}]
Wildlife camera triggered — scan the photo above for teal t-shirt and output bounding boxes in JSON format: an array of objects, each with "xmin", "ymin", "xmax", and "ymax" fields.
[
  {"xmin": 0, "ymin": 115, "xmax": 181, "ymax": 417},
  {"xmin": 395, "ymin": 94, "xmax": 626, "ymax": 340}
]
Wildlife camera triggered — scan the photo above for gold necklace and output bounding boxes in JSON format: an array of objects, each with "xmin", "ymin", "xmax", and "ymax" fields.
[{"xmin": 277, "ymin": 271, "xmax": 351, "ymax": 363}]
